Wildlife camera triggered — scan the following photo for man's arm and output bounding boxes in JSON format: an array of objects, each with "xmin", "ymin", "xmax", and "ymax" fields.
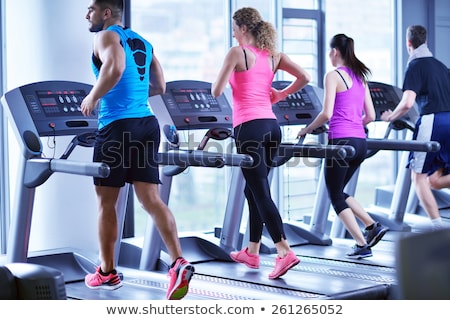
[
  {"xmin": 81, "ymin": 30, "xmax": 125, "ymax": 116},
  {"xmin": 149, "ymin": 53, "xmax": 165, "ymax": 96},
  {"xmin": 380, "ymin": 89, "xmax": 416, "ymax": 122}
]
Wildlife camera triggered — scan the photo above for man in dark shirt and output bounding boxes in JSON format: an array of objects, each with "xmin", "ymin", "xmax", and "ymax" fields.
[{"xmin": 381, "ymin": 25, "xmax": 450, "ymax": 231}]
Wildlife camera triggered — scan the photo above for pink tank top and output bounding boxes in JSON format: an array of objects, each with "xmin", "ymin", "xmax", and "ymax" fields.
[{"xmin": 229, "ymin": 45, "xmax": 276, "ymax": 127}]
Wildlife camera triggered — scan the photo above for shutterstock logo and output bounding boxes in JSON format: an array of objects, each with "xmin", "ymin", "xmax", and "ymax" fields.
[{"xmin": 99, "ymin": 132, "xmax": 351, "ymax": 170}]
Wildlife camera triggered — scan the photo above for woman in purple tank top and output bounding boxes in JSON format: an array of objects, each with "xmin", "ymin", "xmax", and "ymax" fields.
[{"xmin": 298, "ymin": 34, "xmax": 388, "ymax": 259}]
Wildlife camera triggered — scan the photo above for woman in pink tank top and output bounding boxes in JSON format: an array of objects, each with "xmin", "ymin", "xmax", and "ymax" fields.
[{"xmin": 212, "ymin": 7, "xmax": 310, "ymax": 279}]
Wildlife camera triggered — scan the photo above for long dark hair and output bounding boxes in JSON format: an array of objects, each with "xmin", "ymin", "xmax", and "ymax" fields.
[{"xmin": 330, "ymin": 34, "xmax": 371, "ymax": 83}]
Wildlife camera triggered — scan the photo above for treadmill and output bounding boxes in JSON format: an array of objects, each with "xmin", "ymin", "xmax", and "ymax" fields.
[
  {"xmin": 119, "ymin": 80, "xmax": 256, "ymax": 270},
  {"xmin": 131, "ymin": 80, "xmax": 397, "ymax": 300},
  {"xmin": 1, "ymin": 80, "xmax": 109, "ymax": 276},
  {"xmin": 304, "ymin": 81, "xmax": 439, "ymax": 239},
  {"xmin": 194, "ymin": 81, "xmax": 438, "ymax": 300},
  {"xmin": 189, "ymin": 81, "xmax": 397, "ymax": 299},
  {"xmin": 363, "ymin": 82, "xmax": 440, "ymax": 232},
  {"xmin": 0, "ymin": 80, "xmax": 255, "ymax": 300}
]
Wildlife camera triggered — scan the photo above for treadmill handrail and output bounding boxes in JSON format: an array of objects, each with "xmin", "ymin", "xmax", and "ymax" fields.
[
  {"xmin": 367, "ymin": 139, "xmax": 440, "ymax": 152},
  {"xmin": 24, "ymin": 158, "xmax": 110, "ymax": 188},
  {"xmin": 160, "ymin": 150, "xmax": 253, "ymax": 176},
  {"xmin": 271, "ymin": 143, "xmax": 355, "ymax": 167}
]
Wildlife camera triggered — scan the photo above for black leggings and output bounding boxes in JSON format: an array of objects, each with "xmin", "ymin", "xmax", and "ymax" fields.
[
  {"xmin": 234, "ymin": 119, "xmax": 286, "ymax": 243},
  {"xmin": 325, "ymin": 137, "xmax": 367, "ymax": 214}
]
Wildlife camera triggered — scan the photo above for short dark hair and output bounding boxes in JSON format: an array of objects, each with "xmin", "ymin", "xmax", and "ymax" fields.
[
  {"xmin": 407, "ymin": 25, "xmax": 427, "ymax": 49},
  {"xmin": 95, "ymin": 0, "xmax": 124, "ymax": 18}
]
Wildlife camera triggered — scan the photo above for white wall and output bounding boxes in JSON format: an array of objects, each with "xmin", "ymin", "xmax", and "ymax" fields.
[
  {"xmin": 435, "ymin": 0, "xmax": 450, "ymax": 67},
  {"xmin": 5, "ymin": 0, "xmax": 100, "ymax": 257},
  {"xmin": 397, "ymin": 0, "xmax": 450, "ymax": 84},
  {"xmin": 5, "ymin": 0, "xmax": 94, "ymax": 89}
]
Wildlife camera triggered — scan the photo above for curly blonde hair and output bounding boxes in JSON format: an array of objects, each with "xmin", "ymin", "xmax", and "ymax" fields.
[{"xmin": 233, "ymin": 7, "xmax": 277, "ymax": 55}]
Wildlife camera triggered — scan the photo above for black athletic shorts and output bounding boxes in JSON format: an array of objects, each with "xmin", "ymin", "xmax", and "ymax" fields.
[{"xmin": 93, "ymin": 116, "xmax": 161, "ymax": 187}]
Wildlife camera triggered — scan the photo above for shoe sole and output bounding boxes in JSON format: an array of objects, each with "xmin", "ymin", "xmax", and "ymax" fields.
[
  {"xmin": 85, "ymin": 281, "xmax": 123, "ymax": 290},
  {"xmin": 268, "ymin": 258, "xmax": 300, "ymax": 280},
  {"xmin": 167, "ymin": 264, "xmax": 195, "ymax": 300},
  {"xmin": 367, "ymin": 228, "xmax": 389, "ymax": 248},
  {"xmin": 346, "ymin": 253, "xmax": 373, "ymax": 259}
]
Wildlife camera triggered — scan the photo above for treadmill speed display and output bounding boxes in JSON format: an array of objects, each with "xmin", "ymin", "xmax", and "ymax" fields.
[
  {"xmin": 165, "ymin": 88, "xmax": 221, "ymax": 113},
  {"xmin": 27, "ymin": 89, "xmax": 87, "ymax": 117}
]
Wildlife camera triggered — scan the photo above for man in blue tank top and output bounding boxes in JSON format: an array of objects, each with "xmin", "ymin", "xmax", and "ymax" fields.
[
  {"xmin": 81, "ymin": 0, "xmax": 194, "ymax": 299},
  {"xmin": 381, "ymin": 25, "xmax": 450, "ymax": 231}
]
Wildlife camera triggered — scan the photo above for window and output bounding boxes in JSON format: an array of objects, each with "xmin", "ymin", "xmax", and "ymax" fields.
[
  {"xmin": 276, "ymin": 1, "xmax": 396, "ymax": 222},
  {"xmin": 129, "ymin": 0, "xmax": 396, "ymax": 236},
  {"xmin": 130, "ymin": 0, "xmax": 227, "ymax": 83},
  {"xmin": 130, "ymin": 0, "xmax": 229, "ymax": 235},
  {"xmin": 275, "ymin": 4, "xmax": 324, "ymax": 221},
  {"xmin": 324, "ymin": 0, "xmax": 396, "ymax": 207}
]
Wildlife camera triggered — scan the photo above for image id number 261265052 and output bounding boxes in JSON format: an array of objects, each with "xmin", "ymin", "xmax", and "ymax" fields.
[{"xmin": 271, "ymin": 304, "xmax": 343, "ymax": 315}]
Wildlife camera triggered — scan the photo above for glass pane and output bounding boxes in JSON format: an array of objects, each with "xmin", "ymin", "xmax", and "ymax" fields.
[
  {"xmin": 324, "ymin": 0, "xmax": 394, "ymax": 84},
  {"xmin": 281, "ymin": 19, "xmax": 318, "ymax": 86},
  {"xmin": 130, "ymin": 0, "xmax": 229, "ymax": 235},
  {"xmin": 128, "ymin": 0, "xmax": 397, "ymax": 233},
  {"xmin": 324, "ymin": 0, "xmax": 395, "ymax": 207},
  {"xmin": 235, "ymin": 0, "xmax": 271, "ymax": 18},
  {"xmin": 130, "ymin": 0, "xmax": 226, "ymax": 83},
  {"xmin": 278, "ymin": 12, "xmax": 320, "ymax": 221},
  {"xmin": 282, "ymin": 0, "xmax": 318, "ymax": 10}
]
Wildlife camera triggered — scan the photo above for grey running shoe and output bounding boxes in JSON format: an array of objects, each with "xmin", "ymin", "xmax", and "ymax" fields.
[
  {"xmin": 364, "ymin": 222, "xmax": 389, "ymax": 248},
  {"xmin": 346, "ymin": 244, "xmax": 372, "ymax": 259}
]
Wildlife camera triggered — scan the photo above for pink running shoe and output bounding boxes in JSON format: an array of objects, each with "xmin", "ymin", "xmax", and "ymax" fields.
[
  {"xmin": 268, "ymin": 250, "xmax": 300, "ymax": 279},
  {"xmin": 230, "ymin": 248, "xmax": 260, "ymax": 269},
  {"xmin": 85, "ymin": 266, "xmax": 122, "ymax": 290},
  {"xmin": 166, "ymin": 257, "xmax": 195, "ymax": 300}
]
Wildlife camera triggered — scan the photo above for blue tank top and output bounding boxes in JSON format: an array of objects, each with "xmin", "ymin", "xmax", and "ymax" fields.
[{"xmin": 91, "ymin": 25, "xmax": 154, "ymax": 129}]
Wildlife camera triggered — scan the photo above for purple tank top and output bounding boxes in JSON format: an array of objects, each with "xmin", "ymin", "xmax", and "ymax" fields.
[{"xmin": 328, "ymin": 66, "xmax": 367, "ymax": 139}]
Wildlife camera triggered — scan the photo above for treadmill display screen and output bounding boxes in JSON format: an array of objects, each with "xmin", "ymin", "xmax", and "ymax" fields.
[
  {"xmin": 169, "ymin": 88, "xmax": 221, "ymax": 112},
  {"xmin": 271, "ymin": 81, "xmax": 322, "ymax": 126},
  {"xmin": 12, "ymin": 81, "xmax": 97, "ymax": 136},
  {"xmin": 369, "ymin": 85, "xmax": 400, "ymax": 110},
  {"xmin": 368, "ymin": 81, "xmax": 418, "ymax": 123},
  {"xmin": 275, "ymin": 88, "xmax": 315, "ymax": 111},
  {"xmin": 39, "ymin": 97, "xmax": 58, "ymax": 106},
  {"xmin": 27, "ymin": 90, "xmax": 87, "ymax": 117},
  {"xmin": 154, "ymin": 80, "xmax": 233, "ymax": 129}
]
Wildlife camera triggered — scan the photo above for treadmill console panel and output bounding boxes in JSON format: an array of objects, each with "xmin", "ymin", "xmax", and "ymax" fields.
[
  {"xmin": 15, "ymin": 81, "xmax": 97, "ymax": 136},
  {"xmin": 368, "ymin": 81, "xmax": 418, "ymax": 123},
  {"xmin": 272, "ymin": 81, "xmax": 322, "ymax": 126},
  {"xmin": 26, "ymin": 89, "xmax": 87, "ymax": 118},
  {"xmin": 158, "ymin": 80, "xmax": 233, "ymax": 129}
]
